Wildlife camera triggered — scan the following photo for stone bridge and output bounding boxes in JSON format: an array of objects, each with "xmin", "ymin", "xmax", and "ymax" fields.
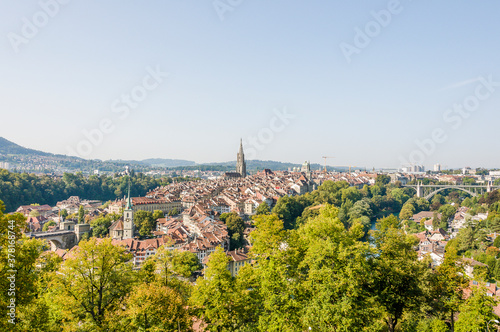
[
  {"xmin": 27, "ymin": 223, "xmax": 91, "ymax": 250},
  {"xmin": 28, "ymin": 230, "xmax": 77, "ymax": 250}
]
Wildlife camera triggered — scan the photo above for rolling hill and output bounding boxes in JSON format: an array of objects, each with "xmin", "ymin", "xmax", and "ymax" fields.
[
  {"xmin": 0, "ymin": 137, "xmax": 357, "ymax": 173},
  {"xmin": 0, "ymin": 137, "xmax": 52, "ymax": 156}
]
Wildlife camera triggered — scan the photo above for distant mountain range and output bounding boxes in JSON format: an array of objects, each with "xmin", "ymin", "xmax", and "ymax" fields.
[{"xmin": 0, "ymin": 137, "xmax": 354, "ymax": 173}]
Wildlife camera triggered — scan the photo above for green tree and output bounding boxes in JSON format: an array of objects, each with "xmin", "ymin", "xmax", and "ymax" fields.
[
  {"xmin": 295, "ymin": 205, "xmax": 321, "ymax": 227},
  {"xmin": 190, "ymin": 246, "xmax": 236, "ymax": 331},
  {"xmin": 219, "ymin": 212, "xmax": 231, "ymax": 223},
  {"xmin": 494, "ymin": 236, "xmax": 500, "ymax": 248},
  {"xmin": 376, "ymin": 214, "xmax": 400, "ymax": 233},
  {"xmin": 375, "ymin": 174, "xmax": 391, "ymax": 186},
  {"xmin": 371, "ymin": 216, "xmax": 427, "ymax": 332},
  {"xmin": 29, "ymin": 210, "xmax": 40, "ymax": 217},
  {"xmin": 493, "ymin": 259, "xmax": 500, "ymax": 280},
  {"xmin": 49, "ymin": 238, "xmax": 134, "ymax": 330},
  {"xmin": 249, "ymin": 214, "xmax": 286, "ymax": 258},
  {"xmin": 248, "ymin": 213, "xmax": 304, "ymax": 331},
  {"xmin": 90, "ymin": 214, "xmax": 117, "ymax": 238},
  {"xmin": 431, "ymin": 194, "xmax": 445, "ymax": 211},
  {"xmin": 455, "ymin": 283, "xmax": 499, "ymax": 332},
  {"xmin": 348, "ymin": 198, "xmax": 373, "ymax": 220},
  {"xmin": 224, "ymin": 213, "xmax": 245, "ymax": 249},
  {"xmin": 338, "ymin": 198, "xmax": 353, "ymax": 227},
  {"xmin": 462, "ymin": 197, "xmax": 473, "ymax": 208},
  {"xmin": 0, "ymin": 201, "xmax": 48, "ymax": 331},
  {"xmin": 154, "ymin": 245, "xmax": 201, "ymax": 287},
  {"xmin": 256, "ymin": 201, "xmax": 270, "ymax": 215},
  {"xmin": 78, "ymin": 205, "xmax": 85, "ymax": 224},
  {"xmin": 416, "ymin": 318, "xmax": 448, "ymax": 332},
  {"xmin": 134, "ymin": 211, "xmax": 156, "ymax": 238},
  {"xmin": 416, "ymin": 198, "xmax": 430, "ymax": 212},
  {"xmin": 439, "ymin": 204, "xmax": 456, "ymax": 223},
  {"xmin": 430, "ymin": 246, "xmax": 468, "ymax": 331},
  {"xmin": 456, "ymin": 226, "xmax": 475, "ymax": 253},
  {"xmin": 341, "ymin": 186, "xmax": 362, "ymax": 204},
  {"xmin": 122, "ymin": 283, "xmax": 192, "ymax": 331},
  {"xmin": 232, "ymin": 264, "xmax": 261, "ymax": 330},
  {"xmin": 462, "ymin": 177, "xmax": 476, "ymax": 185},
  {"xmin": 59, "ymin": 209, "xmax": 68, "ymax": 219},
  {"xmin": 272, "ymin": 195, "xmax": 309, "ymax": 229},
  {"xmin": 168, "ymin": 207, "xmax": 179, "ymax": 216},
  {"xmin": 297, "ymin": 205, "xmax": 378, "ymax": 330},
  {"xmin": 139, "ymin": 258, "xmax": 157, "ymax": 284},
  {"xmin": 152, "ymin": 209, "xmax": 164, "ymax": 221},
  {"xmin": 15, "ymin": 251, "xmax": 62, "ymax": 332},
  {"xmin": 390, "ymin": 188, "xmax": 410, "ymax": 208},
  {"xmin": 432, "ymin": 211, "xmax": 440, "ymax": 231},
  {"xmin": 252, "ymin": 250, "xmax": 302, "ymax": 331},
  {"xmin": 370, "ymin": 185, "xmax": 383, "ymax": 197},
  {"xmin": 400, "ymin": 202, "xmax": 416, "ymax": 220},
  {"xmin": 42, "ymin": 220, "xmax": 56, "ymax": 232}
]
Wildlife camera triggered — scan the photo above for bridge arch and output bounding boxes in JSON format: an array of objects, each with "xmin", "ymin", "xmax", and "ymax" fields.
[
  {"xmin": 28, "ymin": 230, "xmax": 77, "ymax": 249},
  {"xmin": 47, "ymin": 239, "xmax": 63, "ymax": 251},
  {"xmin": 424, "ymin": 187, "xmax": 477, "ymax": 200}
]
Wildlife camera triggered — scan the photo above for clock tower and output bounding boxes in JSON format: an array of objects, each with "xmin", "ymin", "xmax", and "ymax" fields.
[{"xmin": 123, "ymin": 181, "xmax": 134, "ymax": 239}]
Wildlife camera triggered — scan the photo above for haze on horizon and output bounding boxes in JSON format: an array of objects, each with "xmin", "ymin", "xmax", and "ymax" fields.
[{"xmin": 1, "ymin": 1, "xmax": 499, "ymax": 170}]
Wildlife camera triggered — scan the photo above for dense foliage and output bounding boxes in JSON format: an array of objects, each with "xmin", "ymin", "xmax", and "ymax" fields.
[
  {"xmin": 4, "ymin": 174, "xmax": 500, "ymax": 331},
  {"xmin": 0, "ymin": 169, "xmax": 195, "ymax": 212},
  {"xmin": 271, "ymin": 178, "xmax": 414, "ymax": 232},
  {"xmin": 220, "ymin": 212, "xmax": 246, "ymax": 249}
]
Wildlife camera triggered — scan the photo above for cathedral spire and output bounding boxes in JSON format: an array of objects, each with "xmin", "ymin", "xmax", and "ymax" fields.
[{"xmin": 236, "ymin": 139, "xmax": 246, "ymax": 178}]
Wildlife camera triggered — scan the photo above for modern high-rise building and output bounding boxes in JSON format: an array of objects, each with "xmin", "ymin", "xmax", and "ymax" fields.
[
  {"xmin": 433, "ymin": 163, "xmax": 441, "ymax": 172},
  {"xmin": 236, "ymin": 139, "xmax": 246, "ymax": 178}
]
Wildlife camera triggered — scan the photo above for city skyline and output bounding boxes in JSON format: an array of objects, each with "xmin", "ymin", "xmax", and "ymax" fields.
[
  {"xmin": 0, "ymin": 135, "xmax": 493, "ymax": 173},
  {"xmin": 1, "ymin": 1, "xmax": 499, "ymax": 169}
]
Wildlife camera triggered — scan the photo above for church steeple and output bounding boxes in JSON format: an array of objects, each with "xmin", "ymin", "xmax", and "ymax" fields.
[
  {"xmin": 123, "ymin": 177, "xmax": 134, "ymax": 239},
  {"xmin": 125, "ymin": 180, "xmax": 133, "ymax": 210},
  {"xmin": 239, "ymin": 138, "xmax": 244, "ymax": 154},
  {"xmin": 236, "ymin": 139, "xmax": 246, "ymax": 178}
]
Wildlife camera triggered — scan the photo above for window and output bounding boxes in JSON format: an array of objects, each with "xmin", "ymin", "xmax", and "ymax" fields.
[{"xmin": 473, "ymin": 281, "xmax": 478, "ymax": 285}]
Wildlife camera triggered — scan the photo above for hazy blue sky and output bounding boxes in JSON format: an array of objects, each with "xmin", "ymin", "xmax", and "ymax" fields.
[{"xmin": 1, "ymin": 1, "xmax": 499, "ymax": 169}]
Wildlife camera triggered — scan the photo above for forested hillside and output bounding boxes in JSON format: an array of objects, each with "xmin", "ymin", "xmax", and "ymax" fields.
[{"xmin": 0, "ymin": 169, "xmax": 194, "ymax": 212}]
